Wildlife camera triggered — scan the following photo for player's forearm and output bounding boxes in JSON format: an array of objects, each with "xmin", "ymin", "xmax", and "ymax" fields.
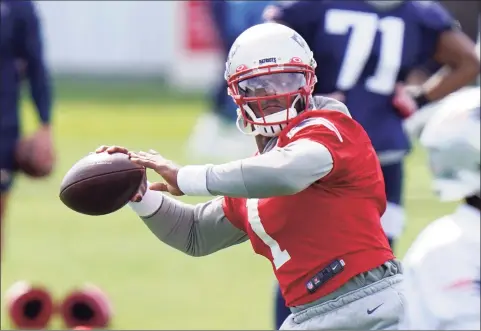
[
  {"xmin": 426, "ymin": 33, "xmax": 480, "ymax": 101},
  {"xmin": 28, "ymin": 62, "xmax": 52, "ymax": 125},
  {"xmin": 20, "ymin": 2, "xmax": 53, "ymax": 125},
  {"xmin": 405, "ymin": 66, "xmax": 437, "ymax": 86},
  {"xmin": 127, "ymin": 190, "xmax": 247, "ymax": 256},
  {"xmin": 424, "ymin": 62, "xmax": 479, "ymax": 101},
  {"xmin": 177, "ymin": 139, "xmax": 333, "ymax": 198}
]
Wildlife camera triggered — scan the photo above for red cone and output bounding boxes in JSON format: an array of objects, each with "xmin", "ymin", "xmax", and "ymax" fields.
[
  {"xmin": 59, "ymin": 284, "xmax": 112, "ymax": 328},
  {"xmin": 5, "ymin": 281, "xmax": 54, "ymax": 329}
]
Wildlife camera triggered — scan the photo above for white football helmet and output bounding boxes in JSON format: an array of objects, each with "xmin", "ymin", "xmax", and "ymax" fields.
[
  {"xmin": 224, "ymin": 23, "xmax": 317, "ymax": 137},
  {"xmin": 420, "ymin": 87, "xmax": 480, "ymax": 201},
  {"xmin": 365, "ymin": 1, "xmax": 405, "ymax": 10}
]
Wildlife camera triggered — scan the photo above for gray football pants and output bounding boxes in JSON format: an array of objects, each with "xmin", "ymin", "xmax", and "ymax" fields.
[{"xmin": 280, "ymin": 262, "xmax": 405, "ymax": 330}]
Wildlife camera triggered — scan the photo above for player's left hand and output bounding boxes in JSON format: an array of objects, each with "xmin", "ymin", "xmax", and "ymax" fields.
[
  {"xmin": 392, "ymin": 83, "xmax": 418, "ymax": 119},
  {"xmin": 128, "ymin": 150, "xmax": 184, "ymax": 196},
  {"xmin": 33, "ymin": 125, "xmax": 56, "ymax": 175},
  {"xmin": 17, "ymin": 125, "xmax": 55, "ymax": 177}
]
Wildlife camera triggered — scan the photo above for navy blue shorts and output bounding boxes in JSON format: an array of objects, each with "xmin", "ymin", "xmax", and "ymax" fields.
[
  {"xmin": 0, "ymin": 137, "xmax": 18, "ymax": 193},
  {"xmin": 274, "ymin": 283, "xmax": 290, "ymax": 329},
  {"xmin": 381, "ymin": 162, "xmax": 403, "ymax": 206}
]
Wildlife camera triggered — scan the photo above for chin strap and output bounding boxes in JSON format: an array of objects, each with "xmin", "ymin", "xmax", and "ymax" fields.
[
  {"xmin": 235, "ymin": 107, "xmax": 298, "ymax": 137},
  {"xmin": 235, "ymin": 109, "xmax": 257, "ymax": 136}
]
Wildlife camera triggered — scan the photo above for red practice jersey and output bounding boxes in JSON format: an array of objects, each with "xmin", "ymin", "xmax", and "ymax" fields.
[{"xmin": 222, "ymin": 110, "xmax": 394, "ymax": 307}]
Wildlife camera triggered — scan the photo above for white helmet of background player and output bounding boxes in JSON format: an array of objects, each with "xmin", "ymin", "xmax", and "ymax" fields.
[
  {"xmin": 224, "ymin": 23, "xmax": 317, "ymax": 137},
  {"xmin": 365, "ymin": 1, "xmax": 405, "ymax": 10},
  {"xmin": 420, "ymin": 87, "xmax": 480, "ymax": 202}
]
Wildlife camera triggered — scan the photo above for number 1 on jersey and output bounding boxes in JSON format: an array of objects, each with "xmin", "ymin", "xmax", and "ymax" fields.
[{"xmin": 246, "ymin": 199, "xmax": 291, "ymax": 270}]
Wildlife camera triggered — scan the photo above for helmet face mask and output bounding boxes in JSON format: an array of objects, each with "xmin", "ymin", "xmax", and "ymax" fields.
[
  {"xmin": 225, "ymin": 23, "xmax": 317, "ymax": 137},
  {"xmin": 231, "ymin": 71, "xmax": 314, "ymax": 136}
]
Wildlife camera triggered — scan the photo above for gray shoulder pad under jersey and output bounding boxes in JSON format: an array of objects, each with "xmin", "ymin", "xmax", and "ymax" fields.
[
  {"xmin": 140, "ymin": 195, "xmax": 248, "ymax": 257},
  {"xmin": 312, "ymin": 96, "xmax": 352, "ymax": 118}
]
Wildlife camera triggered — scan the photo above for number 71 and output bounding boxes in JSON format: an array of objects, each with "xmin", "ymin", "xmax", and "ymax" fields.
[{"xmin": 325, "ymin": 9, "xmax": 406, "ymax": 95}]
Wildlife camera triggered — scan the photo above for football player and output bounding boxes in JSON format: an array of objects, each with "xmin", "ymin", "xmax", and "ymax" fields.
[
  {"xmin": 186, "ymin": 0, "xmax": 272, "ymax": 161},
  {"xmin": 0, "ymin": 0, "xmax": 54, "ymax": 260},
  {"xmin": 97, "ymin": 23, "xmax": 404, "ymax": 330},
  {"xmin": 263, "ymin": 2, "xmax": 479, "ymax": 326},
  {"xmin": 400, "ymin": 86, "xmax": 480, "ymax": 330}
]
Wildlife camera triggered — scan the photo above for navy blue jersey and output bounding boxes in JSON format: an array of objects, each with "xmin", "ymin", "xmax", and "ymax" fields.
[
  {"xmin": 270, "ymin": 0, "xmax": 455, "ymax": 152},
  {"xmin": 208, "ymin": 0, "xmax": 273, "ymax": 54},
  {"xmin": 208, "ymin": 0, "xmax": 273, "ymax": 121},
  {"xmin": 0, "ymin": 0, "xmax": 52, "ymax": 136}
]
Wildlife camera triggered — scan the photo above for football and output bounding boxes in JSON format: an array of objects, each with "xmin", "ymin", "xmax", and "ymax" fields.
[{"xmin": 59, "ymin": 152, "xmax": 145, "ymax": 216}]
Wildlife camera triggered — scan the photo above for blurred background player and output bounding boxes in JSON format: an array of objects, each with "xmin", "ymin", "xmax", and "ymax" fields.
[
  {"xmin": 0, "ymin": 0, "xmax": 54, "ymax": 259},
  {"xmin": 264, "ymin": 1, "xmax": 480, "ymax": 328},
  {"xmin": 400, "ymin": 86, "xmax": 480, "ymax": 330},
  {"xmin": 403, "ymin": 0, "xmax": 479, "ymax": 143},
  {"xmin": 404, "ymin": 0, "xmax": 479, "ymax": 88},
  {"xmin": 186, "ymin": 0, "xmax": 272, "ymax": 161}
]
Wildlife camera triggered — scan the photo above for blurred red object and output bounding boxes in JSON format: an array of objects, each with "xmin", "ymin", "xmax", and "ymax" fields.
[
  {"xmin": 184, "ymin": 1, "xmax": 220, "ymax": 52},
  {"xmin": 59, "ymin": 284, "xmax": 112, "ymax": 329},
  {"xmin": 5, "ymin": 281, "xmax": 54, "ymax": 329}
]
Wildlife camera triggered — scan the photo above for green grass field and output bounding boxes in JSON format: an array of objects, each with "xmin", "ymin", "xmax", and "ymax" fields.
[{"xmin": 1, "ymin": 79, "xmax": 456, "ymax": 330}]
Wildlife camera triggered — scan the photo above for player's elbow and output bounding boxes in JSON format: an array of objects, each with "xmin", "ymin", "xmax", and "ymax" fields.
[
  {"xmin": 437, "ymin": 31, "xmax": 480, "ymax": 77},
  {"xmin": 183, "ymin": 243, "xmax": 213, "ymax": 258},
  {"xmin": 458, "ymin": 53, "xmax": 481, "ymax": 86},
  {"xmin": 164, "ymin": 243, "xmax": 209, "ymax": 258},
  {"xmin": 466, "ymin": 52, "xmax": 480, "ymax": 76},
  {"xmin": 184, "ymin": 249, "xmax": 207, "ymax": 258},
  {"xmin": 457, "ymin": 46, "xmax": 481, "ymax": 77},
  {"xmin": 183, "ymin": 234, "xmax": 219, "ymax": 258}
]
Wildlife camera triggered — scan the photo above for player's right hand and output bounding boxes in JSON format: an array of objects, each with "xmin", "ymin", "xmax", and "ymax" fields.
[{"xmin": 95, "ymin": 145, "xmax": 147, "ymax": 202}]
